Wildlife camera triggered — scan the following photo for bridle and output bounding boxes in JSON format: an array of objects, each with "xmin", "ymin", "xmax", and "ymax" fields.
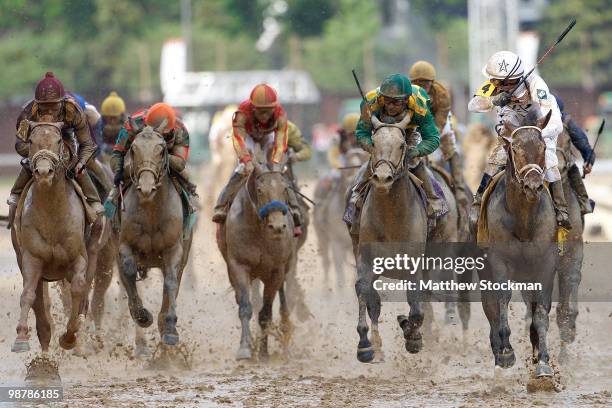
[
  {"xmin": 129, "ymin": 130, "xmax": 170, "ymax": 189},
  {"xmin": 369, "ymin": 123, "xmax": 407, "ymax": 181},
  {"xmin": 29, "ymin": 122, "xmax": 69, "ymax": 175},
  {"xmin": 508, "ymin": 126, "xmax": 545, "ymax": 185},
  {"xmin": 247, "ymin": 169, "xmax": 290, "ymax": 220}
]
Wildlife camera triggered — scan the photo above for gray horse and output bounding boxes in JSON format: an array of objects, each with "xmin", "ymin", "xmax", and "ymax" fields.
[
  {"xmin": 118, "ymin": 125, "xmax": 193, "ymax": 346},
  {"xmin": 350, "ymin": 114, "xmax": 430, "ymax": 363},
  {"xmin": 314, "ymin": 148, "xmax": 368, "ymax": 288},
  {"xmin": 217, "ymin": 162, "xmax": 297, "ymax": 360},
  {"xmin": 480, "ymin": 110, "xmax": 559, "ymax": 377}
]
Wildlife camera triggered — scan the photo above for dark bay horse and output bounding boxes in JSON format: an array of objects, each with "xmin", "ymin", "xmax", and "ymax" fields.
[
  {"xmin": 118, "ymin": 125, "xmax": 193, "ymax": 346},
  {"xmin": 480, "ymin": 110, "xmax": 559, "ymax": 378},
  {"xmin": 217, "ymin": 162, "xmax": 297, "ymax": 360}
]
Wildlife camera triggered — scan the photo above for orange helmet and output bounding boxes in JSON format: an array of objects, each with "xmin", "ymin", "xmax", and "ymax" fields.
[
  {"xmin": 249, "ymin": 83, "xmax": 279, "ymax": 108},
  {"xmin": 145, "ymin": 102, "xmax": 176, "ymax": 133}
]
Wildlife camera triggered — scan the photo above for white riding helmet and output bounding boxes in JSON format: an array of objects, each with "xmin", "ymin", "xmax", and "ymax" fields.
[{"xmin": 482, "ymin": 51, "xmax": 524, "ymax": 80}]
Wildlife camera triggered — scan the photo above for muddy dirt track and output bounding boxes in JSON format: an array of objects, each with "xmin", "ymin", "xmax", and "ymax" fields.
[{"xmin": 0, "ymin": 173, "xmax": 611, "ymax": 407}]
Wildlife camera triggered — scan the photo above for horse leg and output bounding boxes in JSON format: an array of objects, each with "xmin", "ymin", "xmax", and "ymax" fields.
[
  {"xmin": 398, "ymin": 297, "xmax": 424, "ymax": 354},
  {"xmin": 355, "ymin": 263, "xmax": 374, "ymax": 363},
  {"xmin": 12, "ymin": 253, "xmax": 42, "ymax": 353},
  {"xmin": 159, "ymin": 242, "xmax": 183, "ymax": 346},
  {"xmin": 59, "ymin": 255, "xmax": 88, "ymax": 350},
  {"xmin": 91, "ymin": 251, "xmax": 114, "ymax": 333},
  {"xmin": 258, "ymin": 278, "xmax": 279, "ymax": 360},
  {"xmin": 42, "ymin": 282, "xmax": 55, "ymax": 339},
  {"xmin": 32, "ymin": 279, "xmax": 51, "ymax": 352},
  {"xmin": 556, "ymin": 258, "xmax": 581, "ymax": 363},
  {"xmin": 118, "ymin": 243, "xmax": 152, "ymax": 328},
  {"xmin": 229, "ymin": 261, "xmax": 253, "ymax": 360},
  {"xmin": 333, "ymin": 241, "xmax": 345, "ymax": 290},
  {"xmin": 533, "ymin": 300, "xmax": 554, "ymax": 377},
  {"xmin": 457, "ymin": 269, "xmax": 472, "ymax": 340},
  {"xmin": 497, "ymin": 289, "xmax": 515, "ymax": 368},
  {"xmin": 278, "ymin": 283, "xmax": 293, "ymax": 352},
  {"xmin": 481, "ymin": 290, "xmax": 502, "ymax": 368},
  {"xmin": 366, "ymin": 280, "xmax": 383, "ymax": 361},
  {"xmin": 285, "ymin": 256, "xmax": 313, "ymax": 322}
]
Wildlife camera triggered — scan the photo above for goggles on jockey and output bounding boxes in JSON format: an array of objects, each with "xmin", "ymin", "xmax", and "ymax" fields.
[
  {"xmin": 491, "ymin": 77, "xmax": 521, "ymax": 91},
  {"xmin": 383, "ymin": 96, "xmax": 408, "ymax": 107}
]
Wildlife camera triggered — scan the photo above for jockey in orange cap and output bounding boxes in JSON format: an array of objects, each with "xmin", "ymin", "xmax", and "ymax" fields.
[
  {"xmin": 110, "ymin": 102, "xmax": 196, "ymax": 201},
  {"xmin": 212, "ymin": 83, "xmax": 305, "ymax": 236}
]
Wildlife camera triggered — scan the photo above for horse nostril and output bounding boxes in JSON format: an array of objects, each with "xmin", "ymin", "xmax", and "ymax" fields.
[
  {"xmin": 385, "ymin": 175, "xmax": 392, "ymax": 183},
  {"xmin": 372, "ymin": 174, "xmax": 379, "ymax": 181},
  {"xmin": 267, "ymin": 224, "xmax": 274, "ymax": 230},
  {"xmin": 282, "ymin": 224, "xmax": 287, "ymax": 229}
]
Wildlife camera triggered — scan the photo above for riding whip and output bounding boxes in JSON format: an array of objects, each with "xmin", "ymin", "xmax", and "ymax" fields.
[
  {"xmin": 583, "ymin": 119, "xmax": 605, "ymax": 179},
  {"xmin": 508, "ymin": 18, "xmax": 577, "ymax": 98}
]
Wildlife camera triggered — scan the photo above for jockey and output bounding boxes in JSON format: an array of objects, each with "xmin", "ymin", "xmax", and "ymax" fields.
[
  {"xmin": 468, "ymin": 51, "xmax": 571, "ymax": 229},
  {"xmin": 554, "ymin": 93, "xmax": 595, "ymax": 214},
  {"xmin": 345, "ymin": 73, "xmax": 441, "ymax": 232},
  {"xmin": 99, "ymin": 91, "xmax": 127, "ymax": 156},
  {"xmin": 7, "ymin": 72, "xmax": 105, "ymax": 226},
  {"xmin": 110, "ymin": 102, "xmax": 195, "ymax": 197},
  {"xmin": 212, "ymin": 83, "xmax": 307, "ymax": 236},
  {"xmin": 409, "ymin": 61, "xmax": 469, "ymax": 210}
]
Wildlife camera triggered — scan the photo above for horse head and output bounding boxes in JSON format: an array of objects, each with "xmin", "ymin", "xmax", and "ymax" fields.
[
  {"xmin": 247, "ymin": 163, "xmax": 291, "ymax": 240},
  {"xmin": 130, "ymin": 124, "xmax": 169, "ymax": 202},
  {"xmin": 28, "ymin": 121, "xmax": 65, "ymax": 188},
  {"xmin": 369, "ymin": 113, "xmax": 411, "ymax": 193},
  {"xmin": 503, "ymin": 110, "xmax": 552, "ymax": 203}
]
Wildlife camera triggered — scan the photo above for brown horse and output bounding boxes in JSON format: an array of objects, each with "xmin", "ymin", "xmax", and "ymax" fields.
[
  {"xmin": 11, "ymin": 121, "xmax": 106, "ymax": 354},
  {"xmin": 118, "ymin": 125, "xmax": 193, "ymax": 346},
  {"xmin": 350, "ymin": 115, "xmax": 429, "ymax": 363},
  {"xmin": 217, "ymin": 161, "xmax": 297, "ymax": 360},
  {"xmin": 479, "ymin": 111, "xmax": 559, "ymax": 378}
]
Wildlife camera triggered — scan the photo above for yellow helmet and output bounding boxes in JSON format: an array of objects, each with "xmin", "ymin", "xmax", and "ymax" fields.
[
  {"xmin": 342, "ymin": 113, "xmax": 360, "ymax": 134},
  {"xmin": 100, "ymin": 91, "xmax": 126, "ymax": 117},
  {"xmin": 409, "ymin": 61, "xmax": 436, "ymax": 81}
]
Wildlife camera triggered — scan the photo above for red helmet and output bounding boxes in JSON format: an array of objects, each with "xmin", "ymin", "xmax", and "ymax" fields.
[
  {"xmin": 249, "ymin": 83, "xmax": 279, "ymax": 108},
  {"xmin": 35, "ymin": 71, "xmax": 65, "ymax": 103},
  {"xmin": 145, "ymin": 102, "xmax": 176, "ymax": 133}
]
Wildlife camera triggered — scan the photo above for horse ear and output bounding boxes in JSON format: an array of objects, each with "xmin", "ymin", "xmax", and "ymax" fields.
[
  {"xmin": 536, "ymin": 110, "xmax": 552, "ymax": 130},
  {"xmin": 502, "ymin": 119, "xmax": 519, "ymax": 138},
  {"xmin": 371, "ymin": 114, "xmax": 382, "ymax": 129}
]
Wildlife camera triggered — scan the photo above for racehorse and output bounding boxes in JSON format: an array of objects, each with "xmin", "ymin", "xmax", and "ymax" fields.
[
  {"xmin": 118, "ymin": 123, "xmax": 193, "ymax": 346},
  {"xmin": 217, "ymin": 159, "xmax": 297, "ymax": 360},
  {"xmin": 11, "ymin": 121, "xmax": 107, "ymax": 355},
  {"xmin": 479, "ymin": 110, "xmax": 559, "ymax": 378}
]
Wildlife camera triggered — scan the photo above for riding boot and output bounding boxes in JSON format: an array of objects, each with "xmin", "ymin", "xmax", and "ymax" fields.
[
  {"xmin": 87, "ymin": 158, "xmax": 113, "ymax": 195},
  {"xmin": 343, "ymin": 163, "xmax": 370, "ymax": 235},
  {"xmin": 469, "ymin": 173, "xmax": 493, "ymax": 227},
  {"xmin": 550, "ymin": 180, "xmax": 572, "ymax": 230},
  {"xmin": 7, "ymin": 166, "xmax": 32, "ymax": 229},
  {"xmin": 287, "ymin": 187, "xmax": 303, "ymax": 237},
  {"xmin": 412, "ymin": 161, "xmax": 444, "ymax": 219},
  {"xmin": 212, "ymin": 170, "xmax": 248, "ymax": 223},
  {"xmin": 76, "ymin": 171, "xmax": 105, "ymax": 216},
  {"xmin": 567, "ymin": 164, "xmax": 594, "ymax": 215}
]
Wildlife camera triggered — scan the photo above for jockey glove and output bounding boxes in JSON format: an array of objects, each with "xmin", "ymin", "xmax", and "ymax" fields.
[
  {"xmin": 406, "ymin": 148, "xmax": 420, "ymax": 161},
  {"xmin": 491, "ymin": 92, "xmax": 512, "ymax": 107},
  {"xmin": 114, "ymin": 170, "xmax": 124, "ymax": 186}
]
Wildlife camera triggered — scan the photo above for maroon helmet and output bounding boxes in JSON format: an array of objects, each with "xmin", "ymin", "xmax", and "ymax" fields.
[{"xmin": 35, "ymin": 72, "xmax": 65, "ymax": 103}]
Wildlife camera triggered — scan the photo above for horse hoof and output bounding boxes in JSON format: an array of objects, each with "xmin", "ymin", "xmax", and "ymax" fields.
[
  {"xmin": 59, "ymin": 333, "xmax": 77, "ymax": 350},
  {"xmin": 236, "ymin": 347, "xmax": 252, "ymax": 360},
  {"xmin": 135, "ymin": 344, "xmax": 152, "ymax": 359},
  {"xmin": 405, "ymin": 338, "xmax": 423, "ymax": 354},
  {"xmin": 498, "ymin": 349, "xmax": 516, "ymax": 368},
  {"xmin": 11, "ymin": 339, "xmax": 30, "ymax": 353},
  {"xmin": 133, "ymin": 308, "xmax": 153, "ymax": 328},
  {"xmin": 535, "ymin": 362, "xmax": 554, "ymax": 378},
  {"xmin": 162, "ymin": 333, "xmax": 179, "ymax": 346},
  {"xmin": 357, "ymin": 347, "xmax": 375, "ymax": 363}
]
